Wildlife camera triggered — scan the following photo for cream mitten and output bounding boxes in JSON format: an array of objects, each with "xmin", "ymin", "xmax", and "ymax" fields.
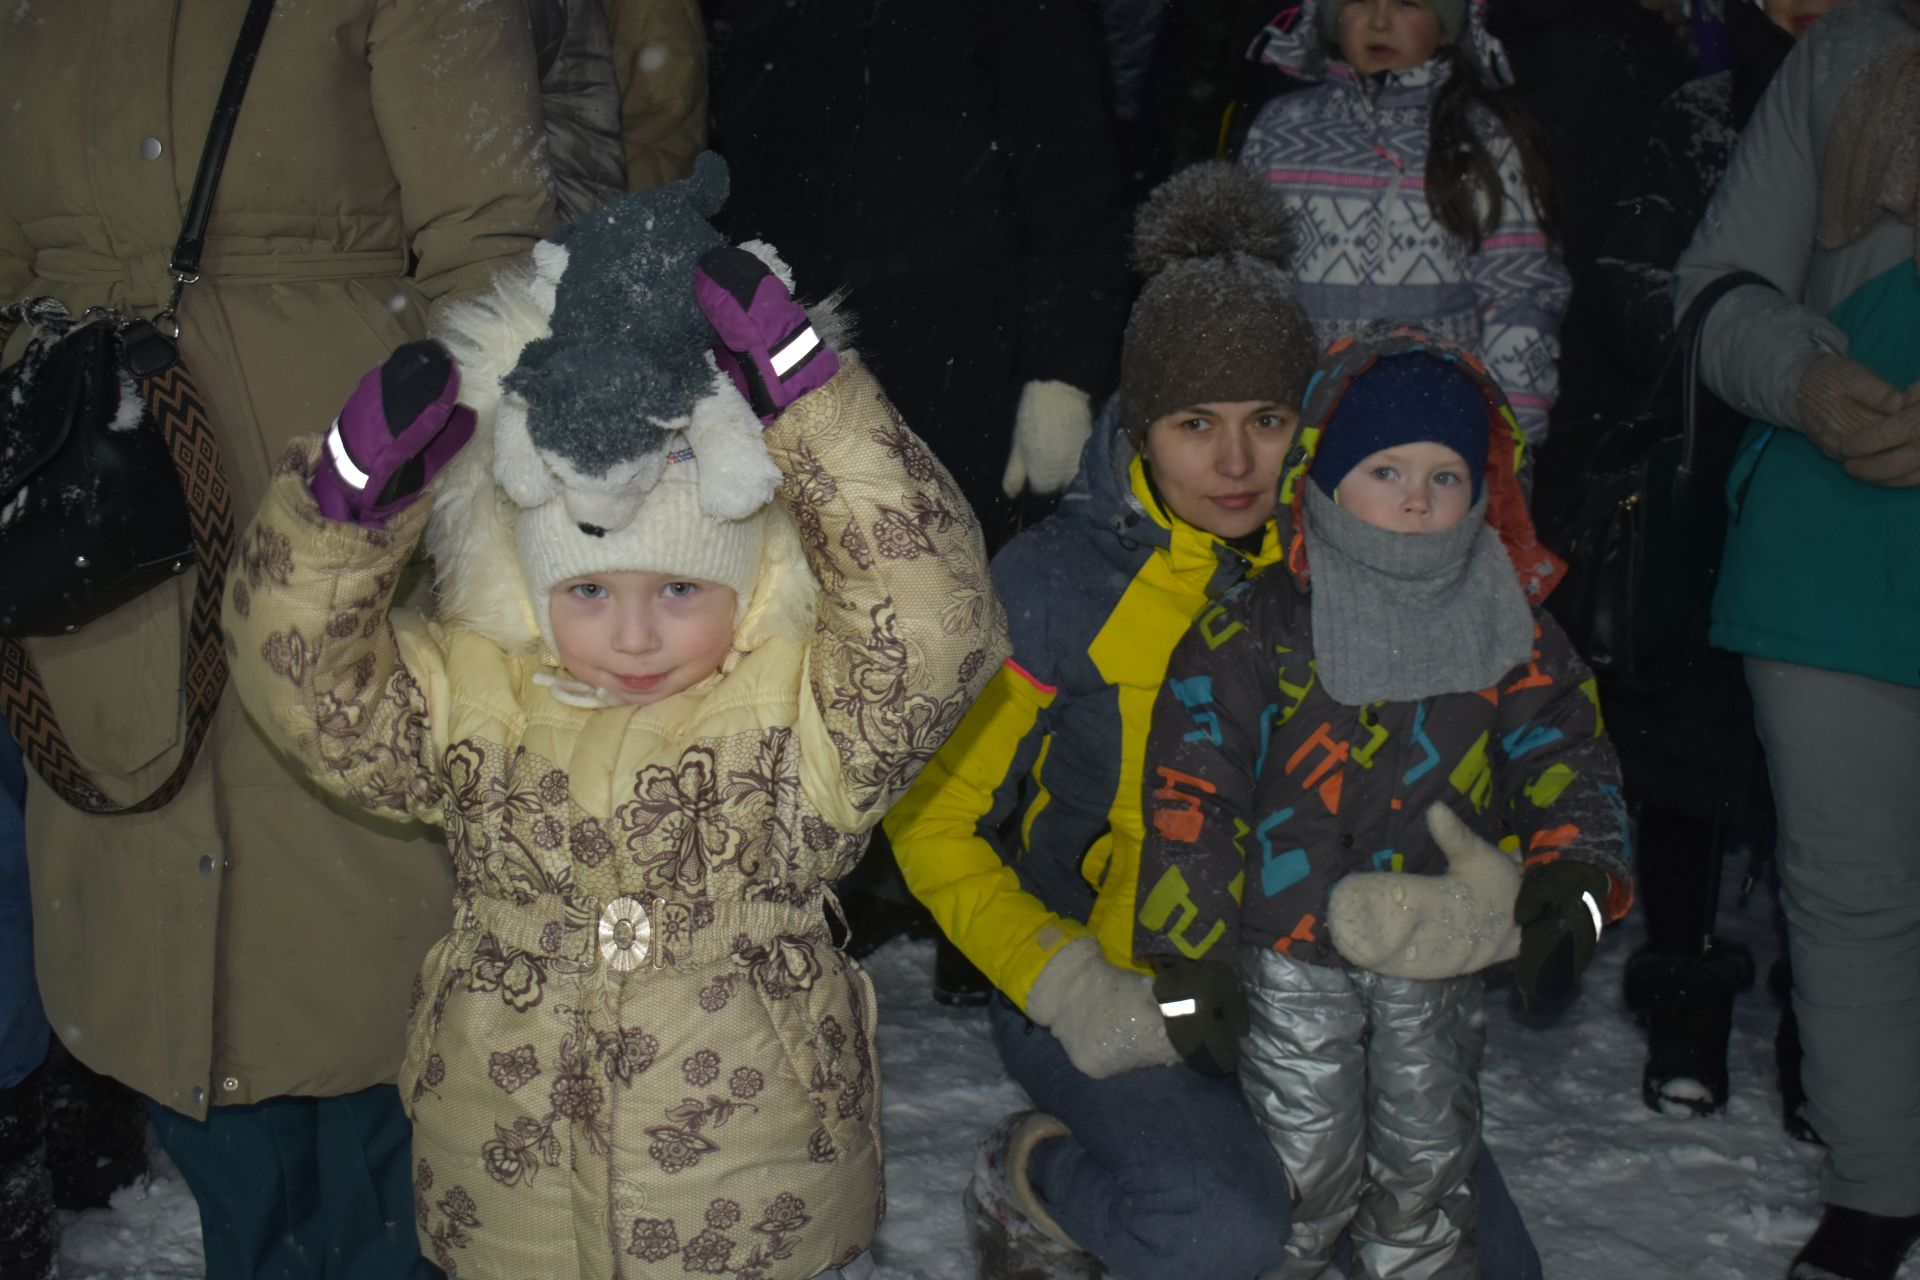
[
  {"xmin": 1002, "ymin": 379, "xmax": 1093, "ymax": 498},
  {"xmin": 1025, "ymin": 937, "xmax": 1182, "ymax": 1080},
  {"xmin": 1795, "ymin": 354, "xmax": 1903, "ymax": 463},
  {"xmin": 1327, "ymin": 804, "xmax": 1522, "ymax": 980}
]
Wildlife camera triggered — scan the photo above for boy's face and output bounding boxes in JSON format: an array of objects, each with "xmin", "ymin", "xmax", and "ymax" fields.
[
  {"xmin": 1337, "ymin": 0, "xmax": 1450, "ymax": 75},
  {"xmin": 1333, "ymin": 441, "xmax": 1474, "ymax": 534},
  {"xmin": 548, "ymin": 571, "xmax": 738, "ymax": 707},
  {"xmin": 1141, "ymin": 400, "xmax": 1300, "ymax": 540}
]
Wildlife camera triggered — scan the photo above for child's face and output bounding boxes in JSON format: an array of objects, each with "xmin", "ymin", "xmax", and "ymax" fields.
[
  {"xmin": 1333, "ymin": 441, "xmax": 1474, "ymax": 534},
  {"xmin": 1142, "ymin": 401, "xmax": 1300, "ymax": 540},
  {"xmin": 1763, "ymin": 0, "xmax": 1847, "ymax": 37},
  {"xmin": 548, "ymin": 571, "xmax": 738, "ymax": 706},
  {"xmin": 1336, "ymin": 0, "xmax": 1451, "ymax": 76}
]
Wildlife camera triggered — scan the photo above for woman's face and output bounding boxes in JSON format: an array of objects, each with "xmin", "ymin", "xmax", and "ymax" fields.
[
  {"xmin": 1140, "ymin": 401, "xmax": 1299, "ymax": 540},
  {"xmin": 1762, "ymin": 0, "xmax": 1847, "ymax": 37}
]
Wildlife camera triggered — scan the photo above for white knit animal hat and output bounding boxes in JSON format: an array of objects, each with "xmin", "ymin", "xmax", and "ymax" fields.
[{"xmin": 515, "ymin": 446, "xmax": 768, "ymax": 652}]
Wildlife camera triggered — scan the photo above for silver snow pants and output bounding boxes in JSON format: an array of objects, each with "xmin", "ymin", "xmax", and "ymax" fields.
[{"xmin": 1236, "ymin": 947, "xmax": 1485, "ymax": 1280}]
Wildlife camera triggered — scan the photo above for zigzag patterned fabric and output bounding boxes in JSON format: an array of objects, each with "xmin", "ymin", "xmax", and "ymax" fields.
[
  {"xmin": 2, "ymin": 361, "xmax": 233, "ymax": 815},
  {"xmin": 1240, "ymin": 59, "xmax": 1569, "ymax": 442}
]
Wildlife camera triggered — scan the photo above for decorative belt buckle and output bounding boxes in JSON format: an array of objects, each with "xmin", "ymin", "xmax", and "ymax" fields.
[{"xmin": 598, "ymin": 896, "xmax": 655, "ymax": 972}]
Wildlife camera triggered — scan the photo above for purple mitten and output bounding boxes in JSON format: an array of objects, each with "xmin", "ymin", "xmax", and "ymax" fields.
[
  {"xmin": 693, "ymin": 246, "xmax": 840, "ymax": 424},
  {"xmin": 312, "ymin": 341, "xmax": 476, "ymax": 528}
]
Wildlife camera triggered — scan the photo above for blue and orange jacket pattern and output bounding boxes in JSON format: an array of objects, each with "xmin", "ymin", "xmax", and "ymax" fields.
[
  {"xmin": 884, "ymin": 413, "xmax": 1287, "ymax": 1009},
  {"xmin": 1136, "ymin": 331, "xmax": 1632, "ymax": 967}
]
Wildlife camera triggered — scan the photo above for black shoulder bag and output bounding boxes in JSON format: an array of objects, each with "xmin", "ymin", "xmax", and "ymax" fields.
[
  {"xmin": 1542, "ymin": 269, "xmax": 1775, "ymax": 695},
  {"xmin": 0, "ymin": 0, "xmax": 275, "ymax": 814}
]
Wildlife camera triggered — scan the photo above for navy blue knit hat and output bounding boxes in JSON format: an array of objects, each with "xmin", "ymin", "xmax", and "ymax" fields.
[{"xmin": 1309, "ymin": 352, "xmax": 1489, "ymax": 499}]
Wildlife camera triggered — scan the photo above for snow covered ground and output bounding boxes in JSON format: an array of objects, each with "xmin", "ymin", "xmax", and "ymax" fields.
[{"xmin": 55, "ymin": 880, "xmax": 1917, "ymax": 1279}]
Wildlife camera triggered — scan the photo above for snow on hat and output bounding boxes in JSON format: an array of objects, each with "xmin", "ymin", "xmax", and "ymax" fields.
[
  {"xmin": 1308, "ymin": 352, "xmax": 1489, "ymax": 500},
  {"xmin": 486, "ymin": 151, "xmax": 782, "ymax": 534},
  {"xmin": 1118, "ymin": 162, "xmax": 1317, "ymax": 444},
  {"xmin": 516, "ymin": 445, "xmax": 767, "ymax": 653}
]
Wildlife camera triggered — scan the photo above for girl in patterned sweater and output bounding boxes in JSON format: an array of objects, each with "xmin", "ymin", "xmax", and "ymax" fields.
[{"xmin": 1240, "ymin": 0, "xmax": 1567, "ymax": 443}]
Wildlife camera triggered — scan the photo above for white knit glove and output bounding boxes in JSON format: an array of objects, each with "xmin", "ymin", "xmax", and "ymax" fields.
[
  {"xmin": 1327, "ymin": 804, "xmax": 1523, "ymax": 980},
  {"xmin": 1001, "ymin": 379, "xmax": 1093, "ymax": 498},
  {"xmin": 1025, "ymin": 937, "xmax": 1182, "ymax": 1080}
]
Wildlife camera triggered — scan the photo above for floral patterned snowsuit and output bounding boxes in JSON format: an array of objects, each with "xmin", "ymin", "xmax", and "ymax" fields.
[{"xmin": 223, "ymin": 360, "xmax": 1006, "ymax": 1280}]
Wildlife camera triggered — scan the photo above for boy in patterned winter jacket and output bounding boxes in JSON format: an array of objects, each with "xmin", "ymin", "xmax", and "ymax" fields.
[
  {"xmin": 1135, "ymin": 328, "xmax": 1630, "ymax": 1279},
  {"xmin": 221, "ymin": 161, "xmax": 1004, "ymax": 1280}
]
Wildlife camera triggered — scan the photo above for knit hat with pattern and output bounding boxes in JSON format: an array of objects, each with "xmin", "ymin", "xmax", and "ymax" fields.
[
  {"xmin": 516, "ymin": 446, "xmax": 767, "ymax": 652},
  {"xmin": 1118, "ymin": 162, "xmax": 1317, "ymax": 444}
]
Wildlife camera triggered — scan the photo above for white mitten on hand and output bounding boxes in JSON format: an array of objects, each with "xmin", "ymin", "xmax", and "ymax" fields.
[
  {"xmin": 1025, "ymin": 937, "xmax": 1182, "ymax": 1080},
  {"xmin": 1327, "ymin": 804, "xmax": 1523, "ymax": 980},
  {"xmin": 1002, "ymin": 380, "xmax": 1093, "ymax": 498}
]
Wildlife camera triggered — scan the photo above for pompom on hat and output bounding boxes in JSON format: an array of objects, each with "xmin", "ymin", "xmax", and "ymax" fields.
[{"xmin": 1118, "ymin": 162, "xmax": 1318, "ymax": 444}]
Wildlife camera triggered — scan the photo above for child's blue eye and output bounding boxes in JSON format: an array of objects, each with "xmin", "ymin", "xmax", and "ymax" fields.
[
  {"xmin": 1372, "ymin": 466, "xmax": 1398, "ymax": 481},
  {"xmin": 570, "ymin": 582, "xmax": 607, "ymax": 601},
  {"xmin": 1432, "ymin": 471, "xmax": 1463, "ymax": 487},
  {"xmin": 663, "ymin": 581, "xmax": 699, "ymax": 599}
]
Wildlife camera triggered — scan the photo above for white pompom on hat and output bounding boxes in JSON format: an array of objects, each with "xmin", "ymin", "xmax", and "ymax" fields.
[{"xmin": 515, "ymin": 445, "xmax": 768, "ymax": 652}]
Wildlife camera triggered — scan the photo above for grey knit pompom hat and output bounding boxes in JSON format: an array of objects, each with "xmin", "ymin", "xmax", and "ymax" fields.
[{"xmin": 1117, "ymin": 162, "xmax": 1318, "ymax": 444}]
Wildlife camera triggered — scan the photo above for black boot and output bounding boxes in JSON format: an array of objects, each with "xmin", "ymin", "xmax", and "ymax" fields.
[
  {"xmin": 42, "ymin": 1043, "xmax": 147, "ymax": 1210},
  {"xmin": 0, "ymin": 1066, "xmax": 58, "ymax": 1280},
  {"xmin": 1789, "ymin": 1205, "xmax": 1920, "ymax": 1280},
  {"xmin": 1624, "ymin": 941, "xmax": 1754, "ymax": 1116}
]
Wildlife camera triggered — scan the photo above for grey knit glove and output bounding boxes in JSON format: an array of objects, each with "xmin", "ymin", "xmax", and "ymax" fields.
[
  {"xmin": 1837, "ymin": 378, "xmax": 1920, "ymax": 487},
  {"xmin": 1795, "ymin": 354, "xmax": 1903, "ymax": 463},
  {"xmin": 1026, "ymin": 937, "xmax": 1182, "ymax": 1080}
]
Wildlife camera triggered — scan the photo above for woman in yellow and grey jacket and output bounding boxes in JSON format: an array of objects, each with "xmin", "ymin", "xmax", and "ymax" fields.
[{"xmin": 885, "ymin": 163, "xmax": 1548, "ymax": 1280}]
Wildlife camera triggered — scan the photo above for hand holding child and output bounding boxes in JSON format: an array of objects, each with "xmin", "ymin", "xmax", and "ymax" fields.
[{"xmin": 1512, "ymin": 860, "xmax": 1611, "ymax": 1012}]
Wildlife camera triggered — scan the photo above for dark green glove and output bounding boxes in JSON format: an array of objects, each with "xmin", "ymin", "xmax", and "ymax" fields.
[
  {"xmin": 1513, "ymin": 861, "xmax": 1613, "ymax": 1012},
  {"xmin": 1151, "ymin": 958, "xmax": 1248, "ymax": 1076}
]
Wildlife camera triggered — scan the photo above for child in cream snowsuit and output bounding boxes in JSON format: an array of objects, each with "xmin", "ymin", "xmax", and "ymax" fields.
[
  {"xmin": 1136, "ymin": 329, "xmax": 1630, "ymax": 1278},
  {"xmin": 222, "ymin": 159, "xmax": 1005, "ymax": 1280}
]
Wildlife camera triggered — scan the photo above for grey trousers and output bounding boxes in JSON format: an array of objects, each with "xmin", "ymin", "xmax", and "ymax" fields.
[
  {"xmin": 1236, "ymin": 948, "xmax": 1483, "ymax": 1280},
  {"xmin": 1748, "ymin": 658, "xmax": 1920, "ymax": 1216}
]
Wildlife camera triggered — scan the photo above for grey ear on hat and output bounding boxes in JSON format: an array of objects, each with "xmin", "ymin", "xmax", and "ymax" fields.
[{"xmin": 686, "ymin": 150, "xmax": 730, "ymax": 219}]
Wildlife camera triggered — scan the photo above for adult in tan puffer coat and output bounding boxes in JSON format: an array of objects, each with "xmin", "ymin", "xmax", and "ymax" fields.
[{"xmin": 0, "ymin": 1, "xmax": 552, "ymax": 1274}]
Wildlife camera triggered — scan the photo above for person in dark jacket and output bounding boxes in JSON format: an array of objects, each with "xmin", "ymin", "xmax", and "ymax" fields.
[
  {"xmin": 1136, "ymin": 328, "xmax": 1631, "ymax": 1278},
  {"xmin": 707, "ymin": 0, "xmax": 1130, "ymax": 529},
  {"xmin": 1482, "ymin": 0, "xmax": 1695, "ymax": 433},
  {"xmin": 1586, "ymin": 0, "xmax": 1839, "ymax": 1130}
]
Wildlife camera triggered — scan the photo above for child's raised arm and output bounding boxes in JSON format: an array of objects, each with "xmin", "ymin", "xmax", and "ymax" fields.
[
  {"xmin": 695, "ymin": 248, "xmax": 1008, "ymax": 830},
  {"xmin": 223, "ymin": 344, "xmax": 472, "ymax": 826}
]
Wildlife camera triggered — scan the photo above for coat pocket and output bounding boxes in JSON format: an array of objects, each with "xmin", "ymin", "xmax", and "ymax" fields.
[{"xmin": 749, "ymin": 946, "xmax": 882, "ymax": 1158}]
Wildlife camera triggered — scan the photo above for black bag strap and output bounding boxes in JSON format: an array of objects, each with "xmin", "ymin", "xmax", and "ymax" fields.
[
  {"xmin": 1673, "ymin": 269, "xmax": 1776, "ymax": 487},
  {"xmin": 159, "ymin": 0, "xmax": 277, "ymax": 331}
]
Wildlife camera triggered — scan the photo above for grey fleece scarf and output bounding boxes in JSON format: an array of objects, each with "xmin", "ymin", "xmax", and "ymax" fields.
[{"xmin": 1304, "ymin": 484, "xmax": 1535, "ymax": 706}]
